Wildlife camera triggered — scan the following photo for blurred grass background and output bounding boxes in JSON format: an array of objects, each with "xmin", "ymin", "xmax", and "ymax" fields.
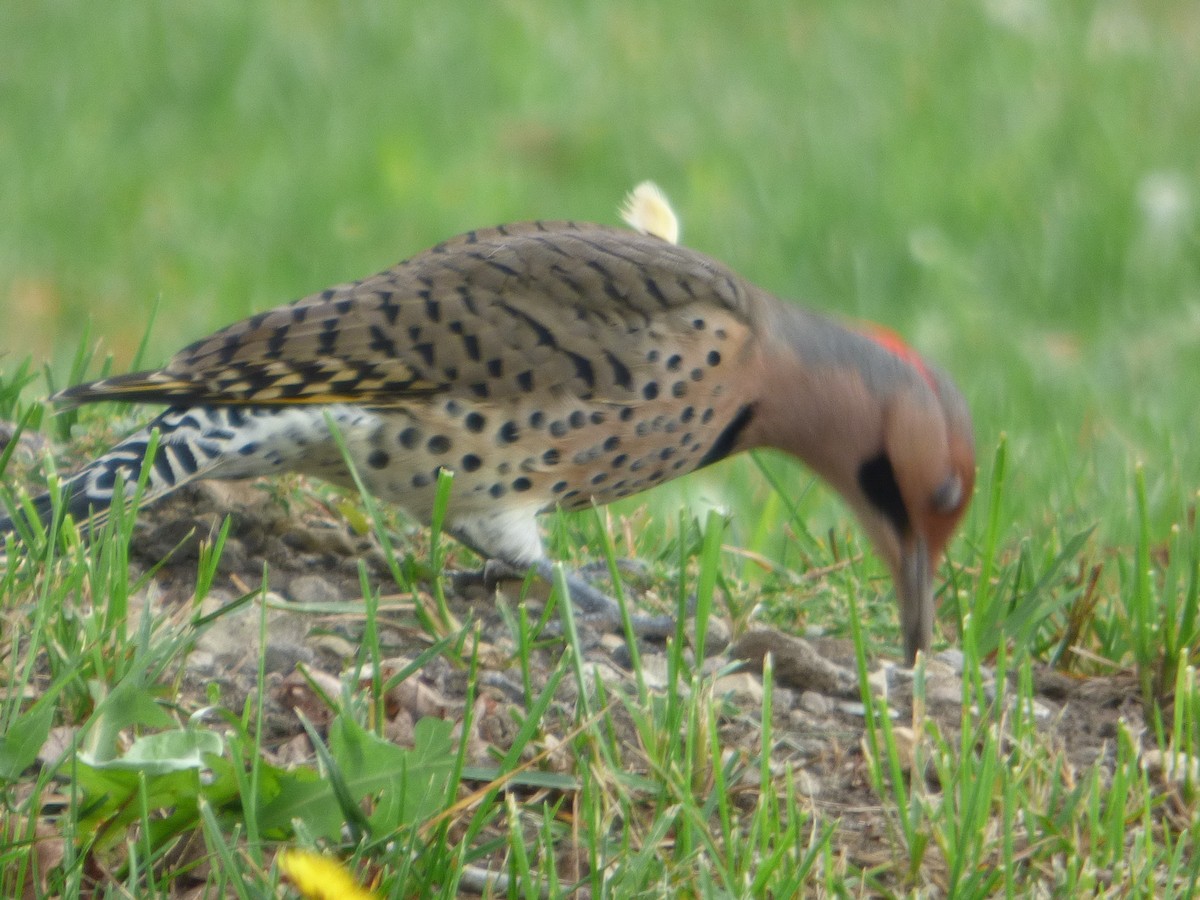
[{"xmin": 1, "ymin": 0, "xmax": 1197, "ymax": 558}]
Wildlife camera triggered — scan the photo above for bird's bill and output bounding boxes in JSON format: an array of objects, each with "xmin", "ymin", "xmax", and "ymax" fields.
[{"xmin": 897, "ymin": 534, "xmax": 934, "ymax": 666}]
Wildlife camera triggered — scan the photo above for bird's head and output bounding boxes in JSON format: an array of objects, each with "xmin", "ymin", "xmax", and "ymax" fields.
[
  {"xmin": 751, "ymin": 310, "xmax": 975, "ymax": 664},
  {"xmin": 849, "ymin": 359, "xmax": 975, "ymax": 664}
]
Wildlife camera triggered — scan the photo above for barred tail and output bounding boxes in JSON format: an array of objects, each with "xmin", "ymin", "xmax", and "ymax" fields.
[
  {"xmin": 0, "ymin": 408, "xmax": 229, "ymax": 534},
  {"xmin": 0, "ymin": 404, "xmax": 368, "ymax": 536}
]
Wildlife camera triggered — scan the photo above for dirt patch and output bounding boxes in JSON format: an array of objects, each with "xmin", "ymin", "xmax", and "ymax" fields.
[{"xmin": 49, "ymin": 478, "xmax": 1153, "ymax": 877}]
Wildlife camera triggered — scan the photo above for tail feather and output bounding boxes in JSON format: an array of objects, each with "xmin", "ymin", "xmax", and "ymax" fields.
[
  {"xmin": 1, "ymin": 407, "xmax": 224, "ymax": 534},
  {"xmin": 52, "ymin": 371, "xmax": 205, "ymax": 408},
  {"xmin": 0, "ymin": 405, "xmax": 375, "ymax": 537}
]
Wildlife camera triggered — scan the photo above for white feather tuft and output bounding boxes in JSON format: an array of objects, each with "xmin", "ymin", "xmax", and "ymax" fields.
[{"xmin": 620, "ymin": 181, "xmax": 680, "ymax": 245}]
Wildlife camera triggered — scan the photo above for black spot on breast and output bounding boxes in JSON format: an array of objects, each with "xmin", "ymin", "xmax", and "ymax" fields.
[
  {"xmin": 543, "ymin": 449, "xmax": 560, "ymax": 465},
  {"xmin": 568, "ymin": 411, "xmax": 586, "ymax": 429},
  {"xmin": 487, "ymin": 358, "xmax": 503, "ymax": 378},
  {"xmin": 512, "ymin": 477, "xmax": 532, "ymax": 492},
  {"xmin": 529, "ymin": 411, "xmax": 545, "ymax": 428},
  {"xmin": 465, "ymin": 412, "xmax": 486, "ymax": 433},
  {"xmin": 666, "ymin": 354, "xmax": 682, "ymax": 371},
  {"xmin": 619, "ymin": 407, "xmax": 635, "ymax": 422},
  {"xmin": 412, "ymin": 472, "xmax": 431, "ymax": 488},
  {"xmin": 642, "ymin": 382, "xmax": 659, "ymax": 400},
  {"xmin": 398, "ymin": 427, "xmax": 421, "ymax": 449},
  {"xmin": 549, "ymin": 420, "xmax": 568, "ymax": 438},
  {"xmin": 367, "ymin": 449, "xmax": 390, "ymax": 469},
  {"xmin": 698, "ymin": 404, "xmax": 755, "ymax": 469},
  {"xmin": 489, "ymin": 483, "xmax": 507, "ymax": 498},
  {"xmin": 427, "ymin": 435, "xmax": 452, "ymax": 454},
  {"xmin": 497, "ymin": 421, "xmax": 519, "ymax": 444},
  {"xmin": 707, "ymin": 350, "xmax": 721, "ymax": 366},
  {"xmin": 462, "ymin": 453, "xmax": 482, "ymax": 472},
  {"xmin": 603, "ymin": 436, "xmax": 620, "ymax": 451},
  {"xmin": 517, "ymin": 370, "xmax": 534, "ymax": 391},
  {"xmin": 672, "ymin": 381, "xmax": 687, "ymax": 398},
  {"xmin": 857, "ymin": 454, "xmax": 911, "ymax": 534}
]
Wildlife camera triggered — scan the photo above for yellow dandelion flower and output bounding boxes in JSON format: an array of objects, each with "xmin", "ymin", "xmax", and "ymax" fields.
[{"xmin": 277, "ymin": 849, "xmax": 378, "ymax": 900}]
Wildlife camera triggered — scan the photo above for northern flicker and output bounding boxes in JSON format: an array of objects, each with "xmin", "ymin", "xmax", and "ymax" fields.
[{"xmin": 0, "ymin": 188, "xmax": 974, "ymax": 663}]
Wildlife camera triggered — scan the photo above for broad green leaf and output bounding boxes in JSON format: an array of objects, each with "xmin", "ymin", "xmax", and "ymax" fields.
[
  {"xmin": 330, "ymin": 715, "xmax": 455, "ymax": 832},
  {"xmin": 0, "ymin": 692, "xmax": 57, "ymax": 781},
  {"xmin": 79, "ymin": 727, "xmax": 224, "ymax": 773},
  {"xmin": 256, "ymin": 766, "xmax": 346, "ymax": 841}
]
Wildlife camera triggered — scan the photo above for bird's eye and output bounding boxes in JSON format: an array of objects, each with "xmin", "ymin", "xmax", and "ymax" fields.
[
  {"xmin": 857, "ymin": 453, "xmax": 910, "ymax": 534},
  {"xmin": 931, "ymin": 472, "xmax": 963, "ymax": 515}
]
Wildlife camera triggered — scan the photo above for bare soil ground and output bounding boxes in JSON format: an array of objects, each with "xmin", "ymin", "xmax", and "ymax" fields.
[{"xmin": 106, "ymin": 479, "xmax": 1145, "ymax": 882}]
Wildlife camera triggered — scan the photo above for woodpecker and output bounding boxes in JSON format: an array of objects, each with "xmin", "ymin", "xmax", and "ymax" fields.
[{"xmin": 0, "ymin": 190, "xmax": 973, "ymax": 663}]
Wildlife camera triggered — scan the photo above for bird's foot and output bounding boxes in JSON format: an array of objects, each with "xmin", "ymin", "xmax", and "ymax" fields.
[
  {"xmin": 449, "ymin": 557, "xmax": 677, "ymax": 639},
  {"xmin": 533, "ymin": 558, "xmax": 680, "ymax": 639}
]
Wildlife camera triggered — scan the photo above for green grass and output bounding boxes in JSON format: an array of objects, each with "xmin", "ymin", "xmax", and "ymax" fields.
[{"xmin": 3, "ymin": 1, "xmax": 1200, "ymax": 896}]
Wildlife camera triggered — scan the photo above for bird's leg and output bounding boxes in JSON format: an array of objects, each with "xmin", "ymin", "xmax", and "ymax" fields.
[
  {"xmin": 448, "ymin": 556, "xmax": 647, "ymax": 595},
  {"xmin": 450, "ymin": 557, "xmax": 677, "ymax": 638},
  {"xmin": 529, "ymin": 558, "xmax": 678, "ymax": 639}
]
